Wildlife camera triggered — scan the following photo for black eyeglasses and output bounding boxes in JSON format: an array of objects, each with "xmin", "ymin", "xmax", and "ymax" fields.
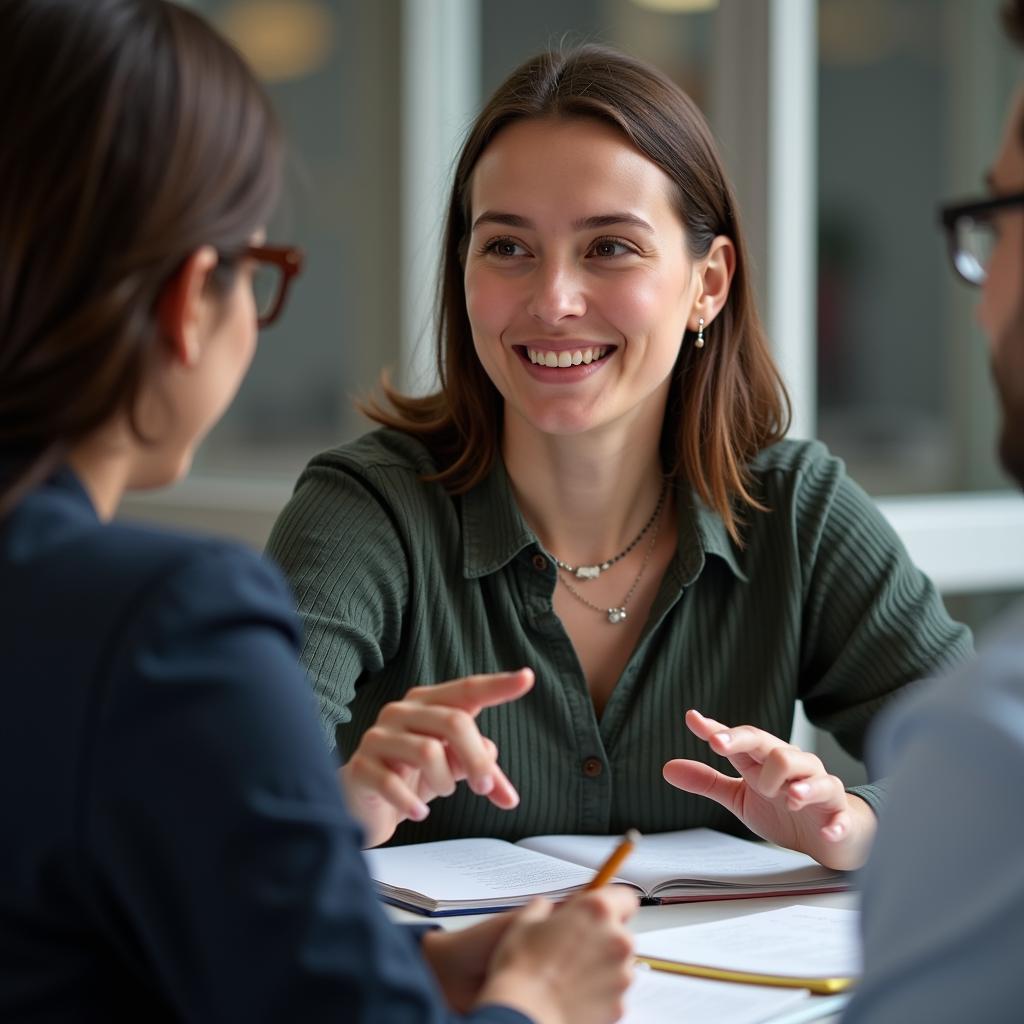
[
  {"xmin": 218, "ymin": 244, "xmax": 304, "ymax": 327},
  {"xmin": 938, "ymin": 191, "xmax": 1024, "ymax": 286}
]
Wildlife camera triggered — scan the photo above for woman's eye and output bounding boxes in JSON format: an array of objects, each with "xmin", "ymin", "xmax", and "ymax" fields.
[
  {"xmin": 483, "ymin": 237, "xmax": 527, "ymax": 258},
  {"xmin": 590, "ymin": 239, "xmax": 633, "ymax": 258}
]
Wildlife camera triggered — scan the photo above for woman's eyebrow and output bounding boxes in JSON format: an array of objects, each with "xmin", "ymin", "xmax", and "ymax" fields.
[
  {"xmin": 470, "ymin": 211, "xmax": 654, "ymax": 232},
  {"xmin": 572, "ymin": 213, "xmax": 654, "ymax": 232},
  {"xmin": 472, "ymin": 211, "xmax": 530, "ymax": 231}
]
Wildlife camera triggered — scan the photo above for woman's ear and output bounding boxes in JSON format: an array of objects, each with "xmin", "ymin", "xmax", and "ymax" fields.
[
  {"xmin": 156, "ymin": 246, "xmax": 219, "ymax": 367},
  {"xmin": 688, "ymin": 235, "xmax": 736, "ymax": 331}
]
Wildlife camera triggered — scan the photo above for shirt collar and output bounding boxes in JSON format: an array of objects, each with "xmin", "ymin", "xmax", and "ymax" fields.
[
  {"xmin": 461, "ymin": 456, "xmax": 538, "ymax": 578},
  {"xmin": 462, "ymin": 457, "xmax": 747, "ymax": 585},
  {"xmin": 674, "ymin": 491, "xmax": 749, "ymax": 586}
]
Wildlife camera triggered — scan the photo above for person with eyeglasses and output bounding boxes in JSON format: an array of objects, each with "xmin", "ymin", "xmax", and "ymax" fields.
[
  {"xmin": 840, "ymin": 3, "xmax": 1024, "ymax": 1021},
  {"xmin": 0, "ymin": 3, "xmax": 639, "ymax": 1021}
]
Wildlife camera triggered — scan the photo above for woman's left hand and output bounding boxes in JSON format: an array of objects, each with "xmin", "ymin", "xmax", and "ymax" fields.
[{"xmin": 662, "ymin": 709, "xmax": 876, "ymax": 870}]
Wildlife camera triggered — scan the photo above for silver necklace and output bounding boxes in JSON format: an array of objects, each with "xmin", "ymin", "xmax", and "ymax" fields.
[
  {"xmin": 550, "ymin": 482, "xmax": 668, "ymax": 580},
  {"xmin": 557, "ymin": 504, "xmax": 663, "ymax": 624}
]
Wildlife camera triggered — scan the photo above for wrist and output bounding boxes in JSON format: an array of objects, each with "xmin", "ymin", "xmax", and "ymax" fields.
[
  {"xmin": 477, "ymin": 969, "xmax": 559, "ymax": 1024},
  {"xmin": 420, "ymin": 929, "xmax": 460, "ymax": 997}
]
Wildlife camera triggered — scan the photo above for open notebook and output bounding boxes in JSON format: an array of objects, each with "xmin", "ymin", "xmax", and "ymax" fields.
[{"xmin": 366, "ymin": 828, "xmax": 847, "ymax": 916}]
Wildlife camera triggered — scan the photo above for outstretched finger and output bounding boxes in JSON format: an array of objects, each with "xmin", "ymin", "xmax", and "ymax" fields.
[
  {"xmin": 689, "ymin": 711, "xmax": 790, "ymax": 761},
  {"xmin": 407, "ymin": 668, "xmax": 535, "ymax": 716}
]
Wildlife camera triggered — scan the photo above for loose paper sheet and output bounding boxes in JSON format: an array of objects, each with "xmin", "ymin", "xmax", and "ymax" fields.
[{"xmin": 636, "ymin": 905, "xmax": 862, "ymax": 980}]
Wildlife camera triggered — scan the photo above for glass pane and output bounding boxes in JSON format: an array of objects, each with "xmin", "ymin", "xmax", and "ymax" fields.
[
  {"xmin": 481, "ymin": 0, "xmax": 715, "ymax": 128},
  {"xmin": 187, "ymin": 0, "xmax": 401, "ymax": 481},
  {"xmin": 816, "ymin": 0, "xmax": 1019, "ymax": 495}
]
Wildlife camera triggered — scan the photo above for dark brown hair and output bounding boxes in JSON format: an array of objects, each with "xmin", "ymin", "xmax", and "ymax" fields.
[
  {"xmin": 0, "ymin": 0, "xmax": 282, "ymax": 516},
  {"xmin": 364, "ymin": 44, "xmax": 790, "ymax": 542}
]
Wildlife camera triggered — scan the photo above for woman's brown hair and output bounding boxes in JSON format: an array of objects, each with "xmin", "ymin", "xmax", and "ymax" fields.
[
  {"xmin": 365, "ymin": 44, "xmax": 790, "ymax": 543},
  {"xmin": 0, "ymin": 0, "xmax": 282, "ymax": 516}
]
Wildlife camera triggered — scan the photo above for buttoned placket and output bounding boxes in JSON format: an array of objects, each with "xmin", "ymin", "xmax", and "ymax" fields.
[{"xmin": 518, "ymin": 545, "xmax": 615, "ymax": 833}]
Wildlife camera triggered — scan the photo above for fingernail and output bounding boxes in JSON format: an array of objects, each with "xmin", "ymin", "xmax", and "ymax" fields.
[
  {"xmin": 410, "ymin": 801, "xmax": 430, "ymax": 821},
  {"xmin": 474, "ymin": 774, "xmax": 495, "ymax": 795},
  {"xmin": 790, "ymin": 782, "xmax": 810, "ymax": 797},
  {"xmin": 714, "ymin": 731, "xmax": 731, "ymax": 747},
  {"xmin": 825, "ymin": 824, "xmax": 843, "ymax": 840}
]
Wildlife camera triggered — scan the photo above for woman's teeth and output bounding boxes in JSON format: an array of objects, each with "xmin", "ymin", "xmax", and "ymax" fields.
[{"xmin": 526, "ymin": 346, "xmax": 609, "ymax": 367}]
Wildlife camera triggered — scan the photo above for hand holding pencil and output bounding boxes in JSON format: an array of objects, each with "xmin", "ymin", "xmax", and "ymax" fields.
[{"xmin": 480, "ymin": 878, "xmax": 638, "ymax": 1024}]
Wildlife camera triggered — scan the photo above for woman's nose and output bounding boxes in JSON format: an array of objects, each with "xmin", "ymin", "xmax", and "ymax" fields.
[{"xmin": 526, "ymin": 261, "xmax": 587, "ymax": 324}]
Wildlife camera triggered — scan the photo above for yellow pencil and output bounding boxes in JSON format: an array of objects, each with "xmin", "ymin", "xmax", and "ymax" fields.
[
  {"xmin": 585, "ymin": 829, "xmax": 641, "ymax": 890},
  {"xmin": 635, "ymin": 958, "xmax": 854, "ymax": 995}
]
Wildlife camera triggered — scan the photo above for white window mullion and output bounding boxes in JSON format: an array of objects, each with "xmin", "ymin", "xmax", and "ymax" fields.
[
  {"xmin": 400, "ymin": 0, "xmax": 480, "ymax": 395},
  {"xmin": 768, "ymin": 0, "xmax": 817, "ymax": 441}
]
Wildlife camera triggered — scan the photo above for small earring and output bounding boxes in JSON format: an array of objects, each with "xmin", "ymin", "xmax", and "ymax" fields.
[{"xmin": 695, "ymin": 317, "xmax": 705, "ymax": 349}]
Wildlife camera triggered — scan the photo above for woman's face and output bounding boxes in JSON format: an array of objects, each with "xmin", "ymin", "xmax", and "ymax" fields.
[{"xmin": 463, "ymin": 117, "xmax": 707, "ymax": 441}]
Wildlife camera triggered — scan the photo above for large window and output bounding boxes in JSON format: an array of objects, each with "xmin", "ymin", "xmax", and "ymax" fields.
[
  {"xmin": 185, "ymin": 0, "xmax": 402, "ymax": 482},
  {"xmin": 816, "ymin": 0, "xmax": 1017, "ymax": 497},
  {"xmin": 126, "ymin": 0, "xmax": 1024, "ymax": 622}
]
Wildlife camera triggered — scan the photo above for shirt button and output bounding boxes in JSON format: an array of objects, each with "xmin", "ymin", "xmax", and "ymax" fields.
[
  {"xmin": 532, "ymin": 554, "xmax": 548, "ymax": 571},
  {"xmin": 582, "ymin": 756, "xmax": 603, "ymax": 778}
]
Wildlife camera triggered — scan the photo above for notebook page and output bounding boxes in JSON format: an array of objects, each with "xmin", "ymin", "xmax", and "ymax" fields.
[
  {"xmin": 365, "ymin": 838, "xmax": 596, "ymax": 900},
  {"xmin": 623, "ymin": 966, "xmax": 812, "ymax": 1024},
  {"xmin": 636, "ymin": 905, "xmax": 861, "ymax": 980},
  {"xmin": 519, "ymin": 829, "xmax": 838, "ymax": 889}
]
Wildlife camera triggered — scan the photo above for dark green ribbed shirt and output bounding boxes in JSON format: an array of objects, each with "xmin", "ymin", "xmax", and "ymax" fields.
[{"xmin": 267, "ymin": 428, "xmax": 972, "ymax": 846}]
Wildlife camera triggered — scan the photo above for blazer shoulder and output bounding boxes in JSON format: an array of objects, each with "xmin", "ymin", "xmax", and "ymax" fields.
[{"xmin": 81, "ymin": 520, "xmax": 297, "ymax": 628}]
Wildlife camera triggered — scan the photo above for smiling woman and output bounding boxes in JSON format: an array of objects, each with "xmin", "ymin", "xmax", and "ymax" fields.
[{"xmin": 266, "ymin": 45, "xmax": 972, "ymax": 869}]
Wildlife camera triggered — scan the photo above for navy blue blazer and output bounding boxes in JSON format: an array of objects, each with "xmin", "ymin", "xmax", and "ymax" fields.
[{"xmin": 0, "ymin": 469, "xmax": 527, "ymax": 1023}]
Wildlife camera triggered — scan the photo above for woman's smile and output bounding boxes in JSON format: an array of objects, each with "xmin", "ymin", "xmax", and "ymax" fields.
[{"xmin": 513, "ymin": 341, "xmax": 617, "ymax": 383}]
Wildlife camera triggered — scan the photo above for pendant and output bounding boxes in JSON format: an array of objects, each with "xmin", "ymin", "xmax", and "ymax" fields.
[
  {"xmin": 607, "ymin": 608, "xmax": 627, "ymax": 624},
  {"xmin": 576, "ymin": 565, "xmax": 602, "ymax": 580}
]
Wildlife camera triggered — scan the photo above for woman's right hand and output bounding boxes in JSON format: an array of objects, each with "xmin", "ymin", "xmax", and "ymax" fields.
[
  {"xmin": 478, "ymin": 887, "xmax": 638, "ymax": 1024},
  {"xmin": 340, "ymin": 668, "xmax": 535, "ymax": 848}
]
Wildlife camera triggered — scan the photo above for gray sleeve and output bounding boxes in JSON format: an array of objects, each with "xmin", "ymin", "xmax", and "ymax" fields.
[{"xmin": 842, "ymin": 646, "xmax": 1024, "ymax": 1023}]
